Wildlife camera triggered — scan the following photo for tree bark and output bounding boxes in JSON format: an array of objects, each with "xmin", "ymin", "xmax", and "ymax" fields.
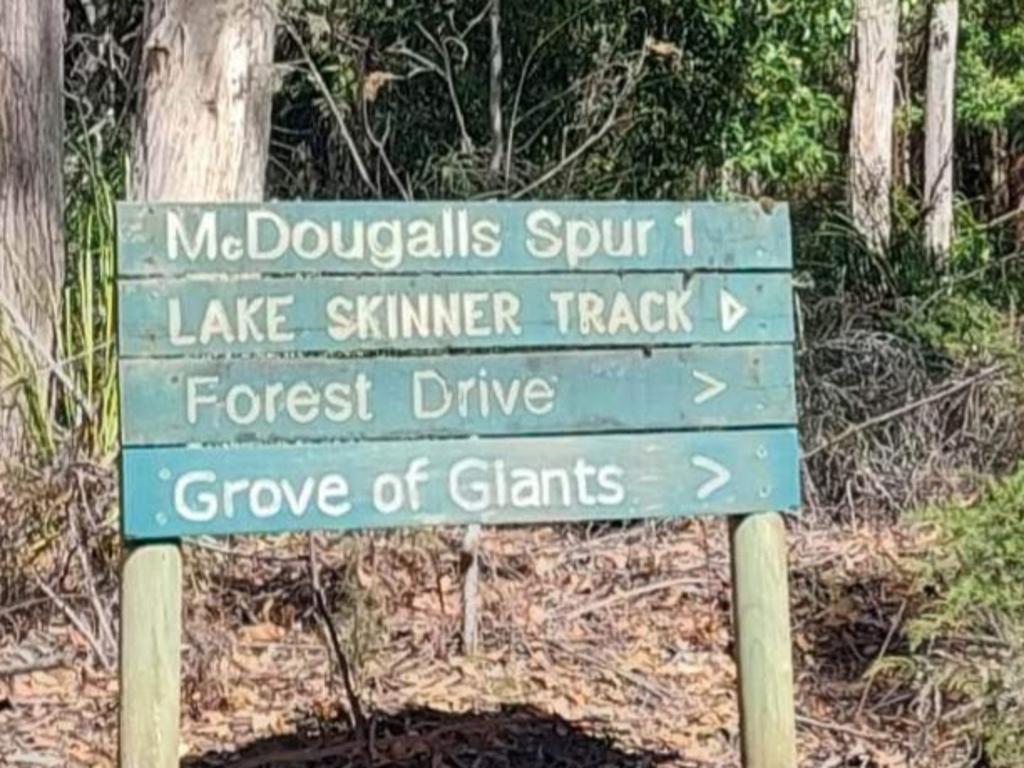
[
  {"xmin": 923, "ymin": 0, "xmax": 959, "ymax": 261},
  {"xmin": 849, "ymin": 0, "xmax": 899, "ymax": 253},
  {"xmin": 0, "ymin": 0, "xmax": 65, "ymax": 450},
  {"xmin": 133, "ymin": 0, "xmax": 276, "ymax": 201},
  {"xmin": 120, "ymin": 2, "xmax": 275, "ymax": 765},
  {"xmin": 1012, "ymin": 152, "xmax": 1024, "ymax": 248}
]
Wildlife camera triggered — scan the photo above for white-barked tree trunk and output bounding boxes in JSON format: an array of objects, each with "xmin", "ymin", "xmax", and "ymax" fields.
[
  {"xmin": 849, "ymin": 0, "xmax": 900, "ymax": 253},
  {"xmin": 923, "ymin": 0, "xmax": 959, "ymax": 261},
  {"xmin": 133, "ymin": 0, "xmax": 275, "ymax": 201},
  {"xmin": 0, "ymin": 0, "xmax": 65, "ymax": 452}
]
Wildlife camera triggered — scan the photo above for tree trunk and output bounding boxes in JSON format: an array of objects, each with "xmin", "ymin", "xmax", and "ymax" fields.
[
  {"xmin": 1012, "ymin": 152, "xmax": 1024, "ymax": 248},
  {"xmin": 488, "ymin": 0, "xmax": 504, "ymax": 180},
  {"xmin": 133, "ymin": 0, "xmax": 276, "ymax": 201},
  {"xmin": 0, "ymin": 0, "xmax": 65, "ymax": 451},
  {"xmin": 988, "ymin": 126, "xmax": 1009, "ymax": 216},
  {"xmin": 120, "ymin": 2, "xmax": 275, "ymax": 765},
  {"xmin": 848, "ymin": 0, "xmax": 899, "ymax": 252},
  {"xmin": 923, "ymin": 0, "xmax": 959, "ymax": 261}
]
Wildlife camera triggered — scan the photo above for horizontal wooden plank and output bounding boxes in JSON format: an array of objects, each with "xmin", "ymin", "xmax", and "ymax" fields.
[
  {"xmin": 120, "ymin": 345, "xmax": 797, "ymax": 446},
  {"xmin": 117, "ymin": 272, "xmax": 794, "ymax": 357},
  {"xmin": 116, "ymin": 201, "xmax": 792, "ymax": 276},
  {"xmin": 120, "ymin": 428, "xmax": 801, "ymax": 539}
]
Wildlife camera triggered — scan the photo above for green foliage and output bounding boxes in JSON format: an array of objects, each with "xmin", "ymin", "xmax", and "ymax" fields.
[
  {"xmin": 896, "ymin": 205, "xmax": 1024, "ymax": 371},
  {"xmin": 916, "ymin": 467, "xmax": 1024, "ymax": 633},
  {"xmin": 957, "ymin": 0, "xmax": 1024, "ymax": 128},
  {"xmin": 898, "ymin": 229, "xmax": 1024, "ymax": 761},
  {"xmin": 722, "ymin": 0, "xmax": 852, "ymax": 189},
  {"xmin": 908, "ymin": 291, "xmax": 1021, "ymax": 366},
  {"xmin": 274, "ymin": 0, "xmax": 853, "ymax": 200},
  {"xmin": 902, "ymin": 467, "xmax": 1024, "ymax": 766}
]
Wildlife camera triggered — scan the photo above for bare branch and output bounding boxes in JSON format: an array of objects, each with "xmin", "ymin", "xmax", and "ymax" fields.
[
  {"xmin": 511, "ymin": 50, "xmax": 646, "ymax": 200},
  {"xmin": 283, "ymin": 21, "xmax": 379, "ymax": 196},
  {"xmin": 455, "ymin": 0, "xmax": 492, "ymax": 39},
  {"xmin": 33, "ymin": 576, "xmax": 112, "ymax": 672},
  {"xmin": 69, "ymin": 493, "xmax": 116, "ymax": 662},
  {"xmin": 384, "ymin": 40, "xmax": 444, "ymax": 80},
  {"xmin": 307, "ymin": 534, "xmax": 367, "ymax": 737},
  {"xmin": 803, "ymin": 363, "xmax": 1006, "ymax": 460},
  {"xmin": 415, "ymin": 22, "xmax": 474, "ymax": 152},
  {"xmin": 504, "ymin": 4, "xmax": 596, "ymax": 183},
  {"xmin": 361, "ymin": 99, "xmax": 412, "ymax": 200},
  {"xmin": 488, "ymin": 0, "xmax": 504, "ymax": 180}
]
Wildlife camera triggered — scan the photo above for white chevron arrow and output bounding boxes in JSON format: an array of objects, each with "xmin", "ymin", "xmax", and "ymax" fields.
[
  {"xmin": 692, "ymin": 370, "xmax": 727, "ymax": 404},
  {"xmin": 720, "ymin": 289, "xmax": 748, "ymax": 332},
  {"xmin": 691, "ymin": 455, "xmax": 731, "ymax": 499}
]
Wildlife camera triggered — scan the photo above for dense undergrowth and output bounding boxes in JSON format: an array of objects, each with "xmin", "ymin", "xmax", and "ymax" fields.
[{"xmin": 833, "ymin": 209, "xmax": 1024, "ymax": 765}]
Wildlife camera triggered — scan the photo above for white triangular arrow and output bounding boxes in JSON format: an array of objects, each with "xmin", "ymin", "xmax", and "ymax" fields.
[
  {"xmin": 692, "ymin": 370, "xmax": 727, "ymax": 404},
  {"xmin": 691, "ymin": 455, "xmax": 731, "ymax": 499},
  {"xmin": 720, "ymin": 289, "xmax": 748, "ymax": 332}
]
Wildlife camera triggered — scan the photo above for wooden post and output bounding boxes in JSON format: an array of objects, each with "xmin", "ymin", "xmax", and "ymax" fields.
[
  {"xmin": 461, "ymin": 523, "xmax": 481, "ymax": 654},
  {"xmin": 730, "ymin": 513, "xmax": 797, "ymax": 768},
  {"xmin": 118, "ymin": 1, "xmax": 275, "ymax": 757},
  {"xmin": 119, "ymin": 544, "xmax": 182, "ymax": 768}
]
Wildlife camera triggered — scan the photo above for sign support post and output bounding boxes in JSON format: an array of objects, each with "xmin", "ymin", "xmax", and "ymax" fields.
[
  {"xmin": 119, "ymin": 543, "xmax": 182, "ymax": 768},
  {"xmin": 730, "ymin": 512, "xmax": 798, "ymax": 768}
]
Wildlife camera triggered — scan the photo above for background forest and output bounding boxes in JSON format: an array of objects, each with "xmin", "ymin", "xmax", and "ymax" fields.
[{"xmin": 2, "ymin": 0, "xmax": 1024, "ymax": 765}]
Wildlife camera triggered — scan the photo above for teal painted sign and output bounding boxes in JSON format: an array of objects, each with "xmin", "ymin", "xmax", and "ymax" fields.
[
  {"xmin": 123, "ymin": 430, "xmax": 799, "ymax": 538},
  {"xmin": 116, "ymin": 201, "xmax": 800, "ymax": 540},
  {"xmin": 118, "ymin": 273, "xmax": 794, "ymax": 356},
  {"xmin": 120, "ymin": 345, "xmax": 796, "ymax": 445},
  {"xmin": 117, "ymin": 201, "xmax": 792, "ymax": 275}
]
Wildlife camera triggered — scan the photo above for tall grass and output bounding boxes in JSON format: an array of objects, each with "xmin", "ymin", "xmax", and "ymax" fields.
[
  {"xmin": 60, "ymin": 150, "xmax": 120, "ymax": 460},
  {"xmin": 0, "ymin": 158, "xmax": 120, "ymax": 463},
  {"xmin": 0, "ymin": 320, "xmax": 56, "ymax": 458}
]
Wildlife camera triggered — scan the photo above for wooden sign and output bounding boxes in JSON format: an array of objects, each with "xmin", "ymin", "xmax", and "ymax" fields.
[
  {"xmin": 117, "ymin": 201, "xmax": 792, "ymax": 274},
  {"xmin": 118, "ymin": 272, "xmax": 794, "ymax": 355},
  {"xmin": 116, "ymin": 201, "xmax": 800, "ymax": 540},
  {"xmin": 124, "ymin": 429, "xmax": 798, "ymax": 538},
  {"xmin": 116, "ymin": 200, "xmax": 802, "ymax": 768}
]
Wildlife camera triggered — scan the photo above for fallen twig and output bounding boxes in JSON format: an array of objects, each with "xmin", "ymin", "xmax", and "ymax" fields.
[
  {"xmin": 543, "ymin": 638, "xmax": 673, "ymax": 703},
  {"xmin": 68, "ymin": 497, "xmax": 116, "ymax": 663},
  {"xmin": 0, "ymin": 655, "xmax": 65, "ymax": 678},
  {"xmin": 855, "ymin": 599, "xmax": 907, "ymax": 718},
  {"xmin": 554, "ymin": 571, "xmax": 704, "ymax": 622},
  {"xmin": 32, "ymin": 576, "xmax": 112, "ymax": 672},
  {"xmin": 796, "ymin": 713, "xmax": 902, "ymax": 744}
]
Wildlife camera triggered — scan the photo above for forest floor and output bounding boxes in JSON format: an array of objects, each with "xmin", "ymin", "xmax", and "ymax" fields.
[{"xmin": 0, "ymin": 517, "xmax": 972, "ymax": 767}]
